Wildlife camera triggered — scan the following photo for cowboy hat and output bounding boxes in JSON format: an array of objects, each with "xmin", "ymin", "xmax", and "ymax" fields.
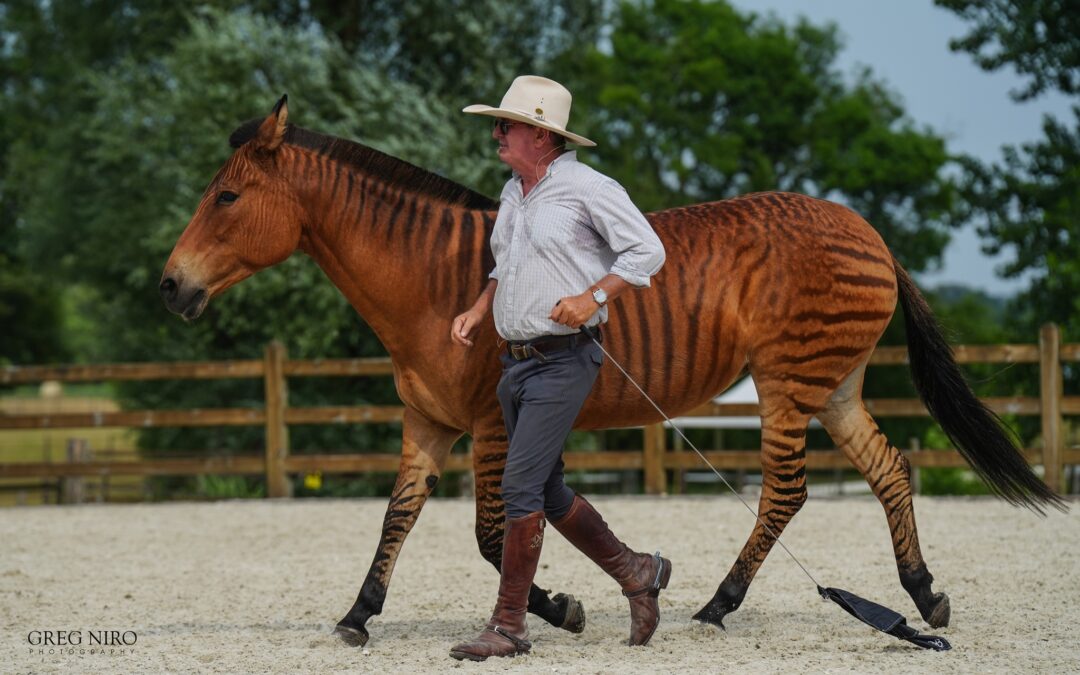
[{"xmin": 463, "ymin": 75, "xmax": 596, "ymax": 147}]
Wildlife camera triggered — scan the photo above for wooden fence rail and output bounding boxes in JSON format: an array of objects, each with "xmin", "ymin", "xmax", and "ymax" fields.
[{"xmin": 2, "ymin": 324, "xmax": 1077, "ymax": 497}]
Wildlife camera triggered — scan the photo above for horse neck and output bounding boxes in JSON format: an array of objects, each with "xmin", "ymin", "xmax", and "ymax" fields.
[{"xmin": 288, "ymin": 148, "xmax": 495, "ymax": 364}]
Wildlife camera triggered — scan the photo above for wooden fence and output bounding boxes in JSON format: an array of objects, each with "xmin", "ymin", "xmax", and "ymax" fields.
[{"xmin": 2, "ymin": 324, "xmax": 1078, "ymax": 498}]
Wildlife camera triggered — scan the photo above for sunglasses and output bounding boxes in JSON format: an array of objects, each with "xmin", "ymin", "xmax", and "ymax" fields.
[{"xmin": 494, "ymin": 119, "xmax": 517, "ymax": 135}]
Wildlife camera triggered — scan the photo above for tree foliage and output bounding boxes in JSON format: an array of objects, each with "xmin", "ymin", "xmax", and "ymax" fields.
[
  {"xmin": 561, "ymin": 0, "xmax": 959, "ymax": 271},
  {"xmin": 935, "ymin": 0, "xmax": 1080, "ymax": 101},
  {"xmin": 0, "ymin": 3, "xmax": 605, "ymax": 491},
  {"xmin": 938, "ymin": 0, "xmax": 1080, "ymax": 345},
  {"xmin": 959, "ymin": 113, "xmax": 1080, "ymax": 338},
  {"xmin": 1, "ymin": 1, "xmax": 1003, "ymax": 493}
]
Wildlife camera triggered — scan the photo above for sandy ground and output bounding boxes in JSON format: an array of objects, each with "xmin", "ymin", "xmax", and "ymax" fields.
[{"xmin": 1, "ymin": 495, "xmax": 1077, "ymax": 674}]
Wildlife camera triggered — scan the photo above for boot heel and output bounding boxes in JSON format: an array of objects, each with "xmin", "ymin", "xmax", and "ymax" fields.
[{"xmin": 652, "ymin": 552, "xmax": 672, "ymax": 591}]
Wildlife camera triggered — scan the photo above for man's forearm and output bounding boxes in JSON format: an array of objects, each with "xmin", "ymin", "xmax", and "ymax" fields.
[
  {"xmin": 590, "ymin": 274, "xmax": 633, "ymax": 306},
  {"xmin": 472, "ymin": 279, "xmax": 498, "ymax": 316}
]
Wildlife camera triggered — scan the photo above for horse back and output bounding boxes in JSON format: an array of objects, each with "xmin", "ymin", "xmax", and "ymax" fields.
[{"xmin": 578, "ymin": 191, "xmax": 897, "ymax": 429}]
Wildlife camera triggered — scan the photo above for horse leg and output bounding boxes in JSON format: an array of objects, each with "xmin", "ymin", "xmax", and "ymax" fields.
[
  {"xmin": 816, "ymin": 365, "xmax": 950, "ymax": 627},
  {"xmin": 334, "ymin": 407, "xmax": 460, "ymax": 646},
  {"xmin": 693, "ymin": 399, "xmax": 812, "ymax": 628},
  {"xmin": 471, "ymin": 427, "xmax": 586, "ymax": 634}
]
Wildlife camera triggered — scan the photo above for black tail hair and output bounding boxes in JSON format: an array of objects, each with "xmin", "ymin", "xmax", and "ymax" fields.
[{"xmin": 894, "ymin": 257, "xmax": 1067, "ymax": 515}]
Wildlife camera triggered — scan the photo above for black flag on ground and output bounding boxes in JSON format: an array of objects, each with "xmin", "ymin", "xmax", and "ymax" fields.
[{"xmin": 818, "ymin": 586, "xmax": 951, "ymax": 651}]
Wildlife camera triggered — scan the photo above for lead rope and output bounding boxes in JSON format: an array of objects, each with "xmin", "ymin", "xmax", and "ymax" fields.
[
  {"xmin": 584, "ymin": 331, "xmax": 952, "ymax": 651},
  {"xmin": 585, "ymin": 333, "xmax": 821, "ymax": 588}
]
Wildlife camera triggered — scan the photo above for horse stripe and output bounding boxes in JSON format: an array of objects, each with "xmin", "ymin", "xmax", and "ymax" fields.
[
  {"xmin": 774, "ymin": 345, "xmax": 865, "ymax": 365},
  {"xmin": 450, "ymin": 208, "xmax": 473, "ymax": 302},
  {"xmin": 772, "ymin": 483, "xmax": 806, "ymax": 495},
  {"xmin": 791, "ymin": 398, "xmax": 821, "ymax": 415},
  {"xmin": 656, "ymin": 281, "xmax": 676, "ymax": 403},
  {"xmin": 328, "ymin": 160, "xmax": 344, "ymax": 203},
  {"xmin": 835, "ymin": 273, "xmax": 895, "ymax": 289},
  {"xmin": 793, "ymin": 309, "xmax": 894, "ymax": 324},
  {"xmin": 760, "ymin": 329, "xmax": 828, "ymax": 348},
  {"xmin": 635, "ymin": 295, "xmax": 655, "ymax": 395},
  {"xmin": 461, "ymin": 209, "xmax": 480, "ymax": 295},
  {"xmin": 826, "ymin": 243, "xmax": 891, "ymax": 267},
  {"xmin": 684, "ymin": 263, "xmax": 707, "ymax": 397},
  {"xmin": 780, "ymin": 373, "xmax": 840, "ymax": 389},
  {"xmin": 609, "ymin": 302, "xmax": 633, "ymax": 402},
  {"xmin": 763, "ymin": 438, "xmax": 795, "ymax": 452},
  {"xmin": 385, "ymin": 190, "xmax": 407, "ymax": 243},
  {"xmin": 776, "ymin": 467, "xmax": 806, "ymax": 482}
]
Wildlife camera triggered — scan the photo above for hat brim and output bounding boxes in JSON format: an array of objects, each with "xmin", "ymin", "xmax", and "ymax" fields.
[{"xmin": 463, "ymin": 104, "xmax": 597, "ymax": 147}]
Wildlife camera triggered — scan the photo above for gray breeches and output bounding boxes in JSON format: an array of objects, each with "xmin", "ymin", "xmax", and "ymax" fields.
[{"xmin": 496, "ymin": 340, "xmax": 603, "ymax": 520}]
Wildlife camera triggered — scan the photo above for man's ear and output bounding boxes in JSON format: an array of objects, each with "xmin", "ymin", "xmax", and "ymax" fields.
[
  {"xmin": 534, "ymin": 127, "xmax": 555, "ymax": 148},
  {"xmin": 254, "ymin": 94, "xmax": 289, "ymax": 152}
]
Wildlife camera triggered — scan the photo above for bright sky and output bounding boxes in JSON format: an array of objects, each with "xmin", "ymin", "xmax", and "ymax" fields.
[{"xmin": 728, "ymin": 0, "xmax": 1074, "ymax": 297}]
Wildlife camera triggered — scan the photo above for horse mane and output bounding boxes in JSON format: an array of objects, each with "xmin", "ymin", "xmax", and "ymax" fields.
[{"xmin": 229, "ymin": 119, "xmax": 498, "ymax": 211}]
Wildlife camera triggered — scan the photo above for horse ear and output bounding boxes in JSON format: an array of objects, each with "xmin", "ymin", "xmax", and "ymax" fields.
[{"xmin": 254, "ymin": 94, "xmax": 289, "ymax": 152}]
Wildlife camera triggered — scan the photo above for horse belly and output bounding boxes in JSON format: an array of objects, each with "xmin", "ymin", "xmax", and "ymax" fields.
[{"xmin": 575, "ymin": 298, "xmax": 748, "ymax": 429}]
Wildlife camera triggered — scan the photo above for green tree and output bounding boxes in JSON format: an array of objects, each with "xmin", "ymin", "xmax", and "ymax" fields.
[
  {"xmin": 560, "ymin": 0, "xmax": 961, "ymax": 272},
  {"xmin": 13, "ymin": 8, "xmax": 478, "ymax": 473},
  {"xmin": 937, "ymin": 0, "xmax": 1080, "ymax": 342},
  {"xmin": 547, "ymin": 0, "xmax": 980, "ymax": 460},
  {"xmin": 4, "ymin": 0, "xmax": 1004, "ymax": 496},
  {"xmin": 308, "ymin": 0, "xmax": 606, "ymax": 101},
  {"xmin": 3, "ymin": 3, "xmax": 603, "ymax": 495},
  {"xmin": 937, "ymin": 0, "xmax": 1079, "ymax": 470},
  {"xmin": 957, "ymin": 114, "xmax": 1080, "ymax": 339},
  {"xmin": 0, "ymin": 254, "xmax": 67, "ymax": 366},
  {"xmin": 935, "ymin": 0, "xmax": 1080, "ymax": 101}
]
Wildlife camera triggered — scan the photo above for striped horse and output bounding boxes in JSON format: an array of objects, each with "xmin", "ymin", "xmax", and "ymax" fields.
[{"xmin": 161, "ymin": 97, "xmax": 1063, "ymax": 646}]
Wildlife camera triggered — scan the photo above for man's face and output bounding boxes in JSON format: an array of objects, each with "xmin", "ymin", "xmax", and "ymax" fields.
[{"xmin": 492, "ymin": 118, "xmax": 543, "ymax": 174}]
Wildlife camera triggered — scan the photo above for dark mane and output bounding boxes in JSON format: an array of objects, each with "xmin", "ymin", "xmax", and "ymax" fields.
[{"xmin": 229, "ymin": 119, "xmax": 498, "ymax": 211}]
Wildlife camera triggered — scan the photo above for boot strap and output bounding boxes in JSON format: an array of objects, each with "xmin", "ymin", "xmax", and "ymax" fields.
[
  {"xmin": 622, "ymin": 552, "xmax": 666, "ymax": 598},
  {"xmin": 490, "ymin": 625, "xmax": 532, "ymax": 652}
]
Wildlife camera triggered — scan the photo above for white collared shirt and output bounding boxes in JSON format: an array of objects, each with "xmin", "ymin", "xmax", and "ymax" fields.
[{"xmin": 489, "ymin": 151, "xmax": 666, "ymax": 341}]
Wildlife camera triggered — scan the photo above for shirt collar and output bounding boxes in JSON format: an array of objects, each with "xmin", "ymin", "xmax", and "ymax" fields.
[{"xmin": 512, "ymin": 150, "xmax": 578, "ymax": 182}]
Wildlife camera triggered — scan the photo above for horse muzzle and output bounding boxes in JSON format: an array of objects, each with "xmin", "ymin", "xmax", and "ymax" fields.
[{"xmin": 159, "ymin": 275, "xmax": 209, "ymax": 321}]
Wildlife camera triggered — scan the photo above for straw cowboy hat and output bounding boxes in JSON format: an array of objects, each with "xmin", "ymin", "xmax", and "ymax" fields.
[{"xmin": 463, "ymin": 75, "xmax": 596, "ymax": 147}]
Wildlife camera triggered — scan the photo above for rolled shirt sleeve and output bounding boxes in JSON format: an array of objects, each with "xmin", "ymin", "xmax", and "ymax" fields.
[{"xmin": 587, "ymin": 178, "xmax": 666, "ymax": 287}]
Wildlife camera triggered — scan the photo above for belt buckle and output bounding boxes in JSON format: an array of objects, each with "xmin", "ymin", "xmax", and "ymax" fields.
[{"xmin": 510, "ymin": 343, "xmax": 530, "ymax": 360}]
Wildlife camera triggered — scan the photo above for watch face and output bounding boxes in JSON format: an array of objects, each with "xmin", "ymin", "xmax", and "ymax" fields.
[{"xmin": 593, "ymin": 288, "xmax": 607, "ymax": 305}]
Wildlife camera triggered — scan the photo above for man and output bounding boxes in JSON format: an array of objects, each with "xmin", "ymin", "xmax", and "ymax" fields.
[{"xmin": 448, "ymin": 75, "xmax": 669, "ymax": 662}]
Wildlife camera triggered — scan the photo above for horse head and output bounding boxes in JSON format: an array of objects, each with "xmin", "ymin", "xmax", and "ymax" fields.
[{"xmin": 160, "ymin": 95, "xmax": 303, "ymax": 320}]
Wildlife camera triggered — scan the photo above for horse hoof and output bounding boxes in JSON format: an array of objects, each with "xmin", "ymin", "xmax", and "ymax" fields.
[
  {"xmin": 691, "ymin": 604, "xmax": 728, "ymax": 631},
  {"xmin": 333, "ymin": 623, "xmax": 369, "ymax": 647},
  {"xmin": 926, "ymin": 592, "xmax": 950, "ymax": 628},
  {"xmin": 553, "ymin": 592, "xmax": 586, "ymax": 634}
]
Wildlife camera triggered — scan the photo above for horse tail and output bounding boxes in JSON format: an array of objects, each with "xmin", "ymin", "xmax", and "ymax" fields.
[{"xmin": 893, "ymin": 257, "xmax": 1066, "ymax": 514}]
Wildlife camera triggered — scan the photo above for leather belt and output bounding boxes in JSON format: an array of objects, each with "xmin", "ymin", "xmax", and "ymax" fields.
[{"xmin": 506, "ymin": 326, "xmax": 602, "ymax": 362}]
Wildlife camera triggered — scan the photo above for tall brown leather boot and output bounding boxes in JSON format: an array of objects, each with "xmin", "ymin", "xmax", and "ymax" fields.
[
  {"xmin": 449, "ymin": 511, "xmax": 546, "ymax": 661},
  {"xmin": 551, "ymin": 495, "xmax": 671, "ymax": 646}
]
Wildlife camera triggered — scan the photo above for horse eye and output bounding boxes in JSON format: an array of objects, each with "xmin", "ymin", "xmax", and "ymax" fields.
[{"xmin": 216, "ymin": 191, "xmax": 239, "ymax": 205}]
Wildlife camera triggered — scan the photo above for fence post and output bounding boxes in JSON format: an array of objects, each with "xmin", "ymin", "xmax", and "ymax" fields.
[
  {"xmin": 1039, "ymin": 323, "xmax": 1063, "ymax": 493},
  {"xmin": 643, "ymin": 423, "xmax": 667, "ymax": 495},
  {"xmin": 264, "ymin": 341, "xmax": 291, "ymax": 498},
  {"xmin": 62, "ymin": 438, "xmax": 89, "ymax": 504}
]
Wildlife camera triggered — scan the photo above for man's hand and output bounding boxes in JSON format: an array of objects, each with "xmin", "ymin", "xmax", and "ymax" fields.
[
  {"xmin": 550, "ymin": 292, "xmax": 599, "ymax": 329},
  {"xmin": 451, "ymin": 279, "xmax": 497, "ymax": 348},
  {"xmin": 451, "ymin": 308, "xmax": 486, "ymax": 347}
]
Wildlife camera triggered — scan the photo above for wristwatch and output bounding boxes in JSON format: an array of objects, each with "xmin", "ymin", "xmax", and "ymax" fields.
[{"xmin": 591, "ymin": 287, "xmax": 608, "ymax": 307}]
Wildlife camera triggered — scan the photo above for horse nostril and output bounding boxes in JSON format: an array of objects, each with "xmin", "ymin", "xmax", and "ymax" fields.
[{"xmin": 160, "ymin": 277, "xmax": 178, "ymax": 301}]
